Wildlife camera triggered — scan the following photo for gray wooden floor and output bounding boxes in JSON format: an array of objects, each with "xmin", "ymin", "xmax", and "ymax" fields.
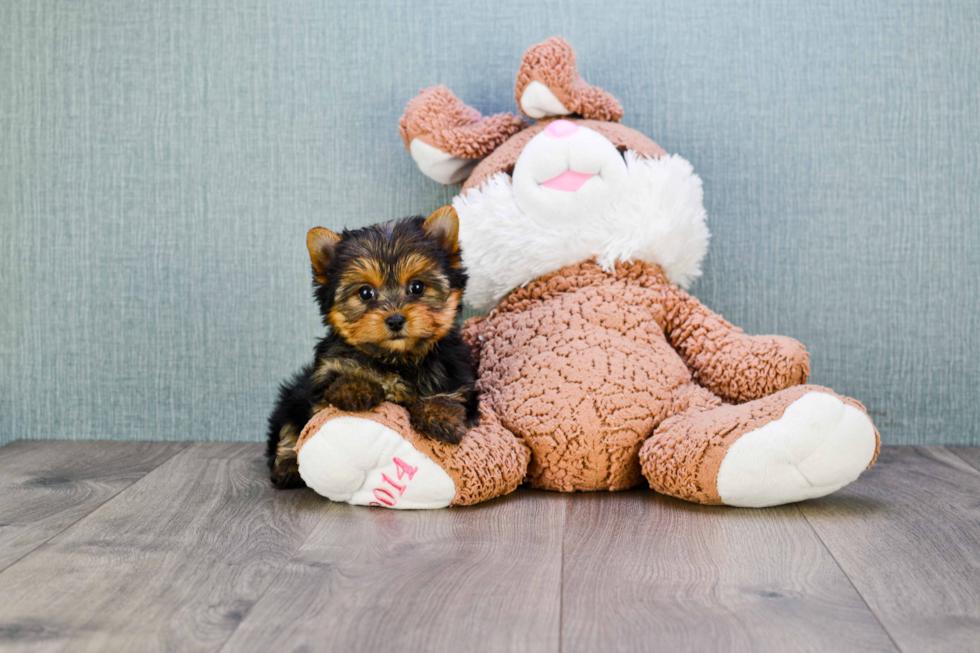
[{"xmin": 0, "ymin": 443, "xmax": 978, "ymax": 653}]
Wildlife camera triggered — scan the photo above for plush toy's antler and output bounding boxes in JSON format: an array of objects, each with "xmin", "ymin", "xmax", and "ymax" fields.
[
  {"xmin": 399, "ymin": 86, "xmax": 525, "ymax": 184},
  {"xmin": 515, "ymin": 37, "xmax": 624, "ymax": 122}
]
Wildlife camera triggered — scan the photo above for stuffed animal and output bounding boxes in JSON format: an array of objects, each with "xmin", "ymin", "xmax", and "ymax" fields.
[{"xmin": 294, "ymin": 37, "xmax": 879, "ymax": 508}]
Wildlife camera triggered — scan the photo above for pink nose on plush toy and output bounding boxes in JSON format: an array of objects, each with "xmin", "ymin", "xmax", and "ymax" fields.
[{"xmin": 545, "ymin": 119, "xmax": 578, "ymax": 138}]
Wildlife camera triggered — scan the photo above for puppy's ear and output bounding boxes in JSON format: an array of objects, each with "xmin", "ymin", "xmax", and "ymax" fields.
[
  {"xmin": 422, "ymin": 206, "xmax": 459, "ymax": 254},
  {"xmin": 306, "ymin": 227, "xmax": 341, "ymax": 285}
]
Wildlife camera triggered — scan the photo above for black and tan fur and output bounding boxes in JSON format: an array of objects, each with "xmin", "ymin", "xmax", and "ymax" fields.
[{"xmin": 266, "ymin": 207, "xmax": 479, "ymax": 489}]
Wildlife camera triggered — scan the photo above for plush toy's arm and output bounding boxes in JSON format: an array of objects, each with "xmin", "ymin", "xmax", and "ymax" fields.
[{"xmin": 657, "ymin": 280, "xmax": 810, "ymax": 404}]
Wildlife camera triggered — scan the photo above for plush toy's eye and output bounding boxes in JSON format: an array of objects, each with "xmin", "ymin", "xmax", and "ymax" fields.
[
  {"xmin": 358, "ymin": 286, "xmax": 376, "ymax": 301},
  {"xmin": 408, "ymin": 280, "xmax": 426, "ymax": 295}
]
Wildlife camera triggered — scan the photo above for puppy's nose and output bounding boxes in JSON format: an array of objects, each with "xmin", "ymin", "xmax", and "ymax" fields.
[
  {"xmin": 385, "ymin": 314, "xmax": 407, "ymax": 332},
  {"xmin": 544, "ymin": 119, "xmax": 578, "ymax": 138}
]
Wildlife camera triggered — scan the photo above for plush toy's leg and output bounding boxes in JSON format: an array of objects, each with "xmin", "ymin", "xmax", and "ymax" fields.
[
  {"xmin": 640, "ymin": 385, "xmax": 880, "ymax": 507},
  {"xmin": 294, "ymin": 404, "xmax": 529, "ymax": 509}
]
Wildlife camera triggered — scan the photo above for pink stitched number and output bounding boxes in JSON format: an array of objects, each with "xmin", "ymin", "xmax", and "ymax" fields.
[
  {"xmin": 368, "ymin": 458, "xmax": 419, "ymax": 508},
  {"xmin": 381, "ymin": 473, "xmax": 406, "ymax": 496},
  {"xmin": 393, "ymin": 457, "xmax": 418, "ymax": 481},
  {"xmin": 373, "ymin": 488, "xmax": 396, "ymax": 506}
]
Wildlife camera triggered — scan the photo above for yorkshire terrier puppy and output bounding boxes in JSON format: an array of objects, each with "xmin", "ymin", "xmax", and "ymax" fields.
[{"xmin": 266, "ymin": 206, "xmax": 479, "ymax": 489}]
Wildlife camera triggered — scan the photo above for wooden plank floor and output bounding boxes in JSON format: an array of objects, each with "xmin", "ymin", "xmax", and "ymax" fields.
[{"xmin": 0, "ymin": 443, "xmax": 977, "ymax": 652}]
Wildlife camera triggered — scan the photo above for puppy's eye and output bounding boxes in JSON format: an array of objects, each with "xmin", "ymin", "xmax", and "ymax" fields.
[
  {"xmin": 408, "ymin": 280, "xmax": 425, "ymax": 295},
  {"xmin": 358, "ymin": 286, "xmax": 375, "ymax": 301}
]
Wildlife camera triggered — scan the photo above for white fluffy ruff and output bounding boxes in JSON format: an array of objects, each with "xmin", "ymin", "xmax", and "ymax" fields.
[{"xmin": 453, "ymin": 152, "xmax": 710, "ymax": 311}]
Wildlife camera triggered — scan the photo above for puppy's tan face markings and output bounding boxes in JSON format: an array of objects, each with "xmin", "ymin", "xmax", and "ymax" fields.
[
  {"xmin": 328, "ymin": 247, "xmax": 454, "ymax": 357},
  {"xmin": 328, "ymin": 257, "xmax": 386, "ymax": 343}
]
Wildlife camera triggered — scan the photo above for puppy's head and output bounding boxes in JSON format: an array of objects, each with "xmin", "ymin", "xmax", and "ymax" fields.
[{"xmin": 307, "ymin": 206, "xmax": 467, "ymax": 360}]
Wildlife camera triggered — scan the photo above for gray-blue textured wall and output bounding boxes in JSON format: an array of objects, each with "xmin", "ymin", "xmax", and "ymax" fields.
[{"xmin": 1, "ymin": 0, "xmax": 978, "ymax": 446}]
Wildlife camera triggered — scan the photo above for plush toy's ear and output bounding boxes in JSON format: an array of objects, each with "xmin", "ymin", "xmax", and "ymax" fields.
[
  {"xmin": 399, "ymin": 86, "xmax": 526, "ymax": 185},
  {"xmin": 422, "ymin": 206, "xmax": 459, "ymax": 254},
  {"xmin": 514, "ymin": 37, "xmax": 624, "ymax": 122},
  {"xmin": 306, "ymin": 227, "xmax": 341, "ymax": 285}
]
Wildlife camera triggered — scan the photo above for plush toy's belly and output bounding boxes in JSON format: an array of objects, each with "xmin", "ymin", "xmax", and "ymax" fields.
[{"xmin": 477, "ymin": 298, "xmax": 694, "ymax": 492}]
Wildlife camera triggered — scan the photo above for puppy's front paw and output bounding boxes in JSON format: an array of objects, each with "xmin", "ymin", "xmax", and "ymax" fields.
[
  {"xmin": 325, "ymin": 377, "xmax": 385, "ymax": 413},
  {"xmin": 410, "ymin": 397, "xmax": 467, "ymax": 444}
]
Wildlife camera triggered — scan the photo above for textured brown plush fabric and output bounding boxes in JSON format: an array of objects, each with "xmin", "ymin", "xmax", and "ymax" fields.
[
  {"xmin": 295, "ymin": 255, "xmax": 879, "ymax": 506},
  {"xmin": 295, "ymin": 403, "xmax": 529, "ymax": 507},
  {"xmin": 490, "ymin": 259, "xmax": 811, "ymax": 404},
  {"xmin": 460, "ymin": 119, "xmax": 667, "ymax": 193},
  {"xmin": 463, "ymin": 258, "xmax": 875, "ymax": 495},
  {"xmin": 514, "ymin": 36, "xmax": 624, "ymax": 122},
  {"xmin": 398, "ymin": 85, "xmax": 526, "ymax": 159}
]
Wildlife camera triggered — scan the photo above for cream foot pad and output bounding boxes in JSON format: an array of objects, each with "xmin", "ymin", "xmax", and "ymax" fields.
[
  {"xmin": 716, "ymin": 392, "xmax": 878, "ymax": 508},
  {"xmin": 297, "ymin": 415, "xmax": 456, "ymax": 510}
]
